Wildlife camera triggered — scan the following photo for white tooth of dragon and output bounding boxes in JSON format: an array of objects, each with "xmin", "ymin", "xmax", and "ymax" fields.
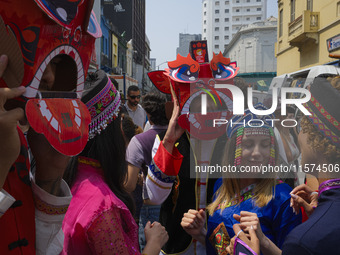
[
  {"xmin": 39, "ymin": 100, "xmax": 60, "ymax": 132},
  {"xmin": 72, "ymin": 100, "xmax": 82, "ymax": 127}
]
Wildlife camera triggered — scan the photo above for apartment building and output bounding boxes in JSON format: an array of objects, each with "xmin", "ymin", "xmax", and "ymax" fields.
[
  {"xmin": 225, "ymin": 17, "xmax": 277, "ymax": 73},
  {"xmin": 276, "ymin": 0, "xmax": 340, "ymax": 75},
  {"xmin": 202, "ymin": 0, "xmax": 267, "ymax": 58}
]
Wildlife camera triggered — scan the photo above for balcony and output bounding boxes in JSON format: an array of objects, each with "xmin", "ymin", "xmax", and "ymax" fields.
[
  {"xmin": 101, "ymin": 52, "xmax": 112, "ymax": 73},
  {"xmin": 288, "ymin": 10, "xmax": 319, "ymax": 50}
]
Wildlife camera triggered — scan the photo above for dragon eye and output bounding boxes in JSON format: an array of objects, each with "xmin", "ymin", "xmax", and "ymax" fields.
[
  {"xmin": 212, "ymin": 63, "xmax": 238, "ymax": 80},
  {"xmin": 35, "ymin": 0, "xmax": 83, "ymax": 26},
  {"xmin": 165, "ymin": 54, "xmax": 200, "ymax": 83},
  {"xmin": 87, "ymin": 11, "xmax": 102, "ymax": 38}
]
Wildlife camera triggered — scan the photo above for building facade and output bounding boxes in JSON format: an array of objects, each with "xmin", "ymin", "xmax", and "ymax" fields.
[
  {"xmin": 276, "ymin": 0, "xmax": 340, "ymax": 75},
  {"xmin": 100, "ymin": 15, "xmax": 112, "ymax": 73},
  {"xmin": 150, "ymin": 58, "xmax": 156, "ymax": 71},
  {"xmin": 202, "ymin": 0, "xmax": 267, "ymax": 57},
  {"xmin": 102, "ymin": 0, "xmax": 147, "ymax": 83},
  {"xmin": 176, "ymin": 33, "xmax": 202, "ymax": 57},
  {"xmin": 224, "ymin": 17, "xmax": 277, "ymax": 73},
  {"xmin": 90, "ymin": 0, "xmax": 101, "ymax": 70},
  {"xmin": 132, "ymin": 0, "xmax": 146, "ymax": 68}
]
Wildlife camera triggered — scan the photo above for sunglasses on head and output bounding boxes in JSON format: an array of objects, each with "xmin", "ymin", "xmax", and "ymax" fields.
[{"xmin": 129, "ymin": 95, "xmax": 141, "ymax": 99}]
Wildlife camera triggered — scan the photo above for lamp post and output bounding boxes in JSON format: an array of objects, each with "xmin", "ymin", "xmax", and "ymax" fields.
[
  {"xmin": 123, "ymin": 72, "xmax": 126, "ymax": 99},
  {"xmin": 157, "ymin": 61, "xmax": 168, "ymax": 70}
]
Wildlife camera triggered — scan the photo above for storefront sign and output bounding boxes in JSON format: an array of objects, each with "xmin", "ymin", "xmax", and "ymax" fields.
[{"xmin": 327, "ymin": 34, "xmax": 340, "ymax": 52}]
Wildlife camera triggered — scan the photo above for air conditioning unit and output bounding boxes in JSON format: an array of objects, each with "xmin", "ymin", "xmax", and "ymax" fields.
[{"xmin": 112, "ymin": 67, "xmax": 122, "ymax": 75}]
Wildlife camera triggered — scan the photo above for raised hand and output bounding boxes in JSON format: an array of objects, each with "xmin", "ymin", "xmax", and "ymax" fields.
[{"xmin": 162, "ymin": 83, "xmax": 185, "ymax": 154}]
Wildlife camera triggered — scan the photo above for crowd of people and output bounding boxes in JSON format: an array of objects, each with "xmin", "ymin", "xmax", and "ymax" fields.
[
  {"xmin": 2, "ymin": 54, "xmax": 340, "ymax": 255},
  {"xmin": 1, "ymin": 2, "xmax": 340, "ymax": 255}
]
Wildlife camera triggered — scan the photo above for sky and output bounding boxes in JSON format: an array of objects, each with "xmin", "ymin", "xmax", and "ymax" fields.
[{"xmin": 146, "ymin": 0, "xmax": 278, "ymax": 69}]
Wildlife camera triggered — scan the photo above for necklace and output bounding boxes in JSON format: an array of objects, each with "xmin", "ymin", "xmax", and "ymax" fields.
[
  {"xmin": 78, "ymin": 156, "xmax": 101, "ymax": 168},
  {"xmin": 217, "ymin": 183, "xmax": 256, "ymax": 210}
]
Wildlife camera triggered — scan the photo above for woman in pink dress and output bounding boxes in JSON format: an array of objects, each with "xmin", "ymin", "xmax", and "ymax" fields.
[{"xmin": 62, "ymin": 70, "xmax": 168, "ymax": 255}]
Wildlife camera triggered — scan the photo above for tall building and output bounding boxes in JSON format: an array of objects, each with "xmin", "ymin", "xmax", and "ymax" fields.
[
  {"xmin": 102, "ymin": 0, "xmax": 146, "ymax": 77},
  {"xmin": 202, "ymin": 0, "xmax": 267, "ymax": 57},
  {"xmin": 276, "ymin": 0, "xmax": 340, "ymax": 75},
  {"xmin": 150, "ymin": 58, "xmax": 156, "ymax": 71},
  {"xmin": 176, "ymin": 33, "xmax": 202, "ymax": 57}
]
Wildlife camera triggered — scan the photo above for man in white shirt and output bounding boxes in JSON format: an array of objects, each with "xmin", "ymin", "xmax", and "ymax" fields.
[{"xmin": 124, "ymin": 85, "xmax": 147, "ymax": 129}]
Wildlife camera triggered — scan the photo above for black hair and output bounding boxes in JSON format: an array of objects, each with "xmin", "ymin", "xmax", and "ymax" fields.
[
  {"xmin": 127, "ymin": 85, "xmax": 140, "ymax": 95},
  {"xmin": 64, "ymin": 70, "xmax": 135, "ymax": 214},
  {"xmin": 64, "ymin": 114, "xmax": 135, "ymax": 214},
  {"xmin": 121, "ymin": 114, "xmax": 137, "ymax": 143},
  {"xmin": 142, "ymin": 93, "xmax": 169, "ymax": 126}
]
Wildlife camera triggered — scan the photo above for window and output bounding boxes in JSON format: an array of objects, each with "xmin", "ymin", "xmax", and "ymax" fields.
[
  {"xmin": 225, "ymin": 18, "xmax": 229, "ymax": 22},
  {"xmin": 204, "ymin": 29, "xmax": 206, "ymax": 33},
  {"xmin": 257, "ymin": 17, "xmax": 261, "ymax": 20},
  {"xmin": 204, "ymin": 3, "xmax": 207, "ymax": 7},
  {"xmin": 257, "ymin": 8, "xmax": 261, "ymax": 11},
  {"xmin": 247, "ymin": 9, "xmax": 250, "ymax": 12},
  {"xmin": 225, "ymin": 0, "xmax": 229, "ymax": 4},
  {"xmin": 291, "ymin": 0, "xmax": 296, "ymax": 22},
  {"xmin": 204, "ymin": 11, "xmax": 206, "ymax": 16},
  {"xmin": 224, "ymin": 26, "xmax": 229, "ymax": 31},
  {"xmin": 236, "ymin": 0, "xmax": 240, "ymax": 3},
  {"xmin": 215, "ymin": 10, "xmax": 220, "ymax": 14},
  {"xmin": 204, "ymin": 37, "xmax": 206, "ymax": 40},
  {"xmin": 215, "ymin": 45, "xmax": 219, "ymax": 49},
  {"xmin": 307, "ymin": 0, "xmax": 313, "ymax": 11},
  {"xmin": 247, "ymin": 0, "xmax": 250, "ymax": 2},
  {"xmin": 236, "ymin": 18, "xmax": 240, "ymax": 21},
  {"xmin": 215, "ymin": 18, "xmax": 220, "ymax": 22},
  {"xmin": 257, "ymin": 0, "xmax": 261, "ymax": 2},
  {"xmin": 246, "ymin": 17, "xmax": 250, "ymax": 20},
  {"xmin": 215, "ymin": 36, "xmax": 219, "ymax": 40},
  {"xmin": 225, "ymin": 9, "xmax": 229, "ymax": 13},
  {"xmin": 215, "ymin": 1, "xmax": 220, "ymax": 5},
  {"xmin": 236, "ymin": 9, "xmax": 240, "ymax": 12},
  {"xmin": 224, "ymin": 35, "xmax": 229, "ymax": 40},
  {"xmin": 204, "ymin": 20, "xmax": 207, "ymax": 24},
  {"xmin": 215, "ymin": 27, "xmax": 219, "ymax": 31},
  {"xmin": 279, "ymin": 9, "xmax": 283, "ymax": 37}
]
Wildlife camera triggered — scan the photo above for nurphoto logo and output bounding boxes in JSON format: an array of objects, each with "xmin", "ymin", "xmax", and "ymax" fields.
[{"xmin": 200, "ymin": 85, "xmax": 312, "ymax": 128}]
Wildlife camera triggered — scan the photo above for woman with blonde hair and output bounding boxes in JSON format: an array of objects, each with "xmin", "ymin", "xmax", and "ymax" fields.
[
  {"xmin": 181, "ymin": 105, "xmax": 301, "ymax": 254},
  {"xmin": 226, "ymin": 76, "xmax": 340, "ymax": 255}
]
